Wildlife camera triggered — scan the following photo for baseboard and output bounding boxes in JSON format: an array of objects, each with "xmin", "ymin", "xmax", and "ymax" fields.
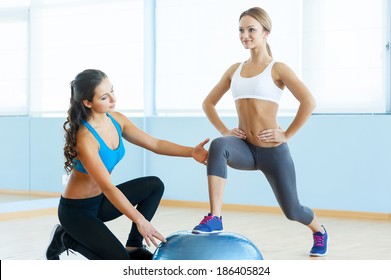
[
  {"xmin": 0, "ymin": 208, "xmax": 57, "ymax": 221},
  {"xmin": 0, "ymin": 191, "xmax": 389, "ymax": 222},
  {"xmin": 0, "ymin": 189, "xmax": 61, "ymax": 198},
  {"xmin": 160, "ymin": 199, "xmax": 391, "ymax": 222}
]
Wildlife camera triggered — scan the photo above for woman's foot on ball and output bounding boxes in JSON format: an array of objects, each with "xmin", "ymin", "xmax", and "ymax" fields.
[{"xmin": 192, "ymin": 213, "xmax": 223, "ymax": 234}]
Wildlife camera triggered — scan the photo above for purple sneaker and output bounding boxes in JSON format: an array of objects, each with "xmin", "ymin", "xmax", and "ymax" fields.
[
  {"xmin": 192, "ymin": 213, "xmax": 223, "ymax": 234},
  {"xmin": 310, "ymin": 225, "xmax": 328, "ymax": 257}
]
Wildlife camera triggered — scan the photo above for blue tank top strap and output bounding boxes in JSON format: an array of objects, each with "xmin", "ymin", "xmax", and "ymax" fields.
[
  {"xmin": 106, "ymin": 113, "xmax": 122, "ymax": 136},
  {"xmin": 81, "ymin": 120, "xmax": 101, "ymax": 142},
  {"xmin": 73, "ymin": 113, "xmax": 125, "ymax": 174},
  {"xmin": 81, "ymin": 113, "xmax": 122, "ymax": 146}
]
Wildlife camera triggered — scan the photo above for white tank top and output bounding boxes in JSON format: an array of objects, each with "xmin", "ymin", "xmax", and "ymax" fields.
[{"xmin": 231, "ymin": 61, "xmax": 283, "ymax": 104}]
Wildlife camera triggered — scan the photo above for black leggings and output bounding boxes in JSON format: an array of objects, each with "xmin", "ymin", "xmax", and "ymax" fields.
[{"xmin": 58, "ymin": 176, "xmax": 164, "ymax": 260}]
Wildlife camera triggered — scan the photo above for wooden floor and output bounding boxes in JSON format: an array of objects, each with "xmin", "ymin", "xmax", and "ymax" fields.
[{"xmin": 0, "ymin": 204, "xmax": 390, "ymax": 260}]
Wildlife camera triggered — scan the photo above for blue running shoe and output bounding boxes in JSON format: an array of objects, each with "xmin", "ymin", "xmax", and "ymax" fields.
[
  {"xmin": 192, "ymin": 213, "xmax": 223, "ymax": 234},
  {"xmin": 310, "ymin": 225, "xmax": 328, "ymax": 257}
]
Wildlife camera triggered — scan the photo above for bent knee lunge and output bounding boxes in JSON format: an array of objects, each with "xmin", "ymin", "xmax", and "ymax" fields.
[
  {"xmin": 281, "ymin": 204, "xmax": 314, "ymax": 225},
  {"xmin": 146, "ymin": 176, "xmax": 165, "ymax": 196}
]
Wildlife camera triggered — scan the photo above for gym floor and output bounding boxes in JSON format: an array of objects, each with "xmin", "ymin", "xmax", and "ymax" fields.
[{"xmin": 0, "ymin": 203, "xmax": 390, "ymax": 260}]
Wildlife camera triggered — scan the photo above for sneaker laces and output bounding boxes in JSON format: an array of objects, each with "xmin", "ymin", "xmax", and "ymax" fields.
[
  {"xmin": 199, "ymin": 214, "xmax": 216, "ymax": 224},
  {"xmin": 199, "ymin": 214, "xmax": 222, "ymax": 224},
  {"xmin": 61, "ymin": 232, "xmax": 76, "ymax": 257},
  {"xmin": 199, "ymin": 215, "xmax": 213, "ymax": 224},
  {"xmin": 313, "ymin": 234, "xmax": 325, "ymax": 247}
]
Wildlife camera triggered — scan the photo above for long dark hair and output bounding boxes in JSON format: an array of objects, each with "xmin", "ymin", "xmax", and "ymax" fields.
[{"xmin": 63, "ymin": 69, "xmax": 108, "ymax": 173}]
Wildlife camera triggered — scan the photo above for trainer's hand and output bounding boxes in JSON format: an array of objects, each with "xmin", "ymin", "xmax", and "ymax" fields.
[
  {"xmin": 136, "ymin": 218, "xmax": 166, "ymax": 247},
  {"xmin": 223, "ymin": 128, "xmax": 246, "ymax": 139},
  {"xmin": 192, "ymin": 138, "xmax": 209, "ymax": 165}
]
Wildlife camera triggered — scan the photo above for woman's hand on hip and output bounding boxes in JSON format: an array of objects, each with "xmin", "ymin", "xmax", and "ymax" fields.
[
  {"xmin": 257, "ymin": 128, "xmax": 288, "ymax": 143},
  {"xmin": 223, "ymin": 128, "xmax": 247, "ymax": 139}
]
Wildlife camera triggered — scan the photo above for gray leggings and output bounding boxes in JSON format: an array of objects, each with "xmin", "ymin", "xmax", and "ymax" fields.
[{"xmin": 207, "ymin": 136, "xmax": 314, "ymax": 225}]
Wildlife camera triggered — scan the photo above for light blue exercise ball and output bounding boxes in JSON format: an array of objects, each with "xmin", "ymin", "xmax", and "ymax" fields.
[{"xmin": 153, "ymin": 230, "xmax": 263, "ymax": 260}]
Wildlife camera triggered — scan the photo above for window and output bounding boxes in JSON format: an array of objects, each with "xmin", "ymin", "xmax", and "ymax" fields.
[
  {"xmin": 155, "ymin": 0, "xmax": 389, "ymax": 114},
  {"xmin": 29, "ymin": 0, "xmax": 144, "ymax": 115},
  {"xmin": 302, "ymin": 0, "xmax": 387, "ymax": 113},
  {"xmin": 155, "ymin": 0, "xmax": 302, "ymax": 115},
  {"xmin": 0, "ymin": 7, "xmax": 29, "ymax": 115},
  {"xmin": 1, "ymin": 0, "xmax": 389, "ymax": 116}
]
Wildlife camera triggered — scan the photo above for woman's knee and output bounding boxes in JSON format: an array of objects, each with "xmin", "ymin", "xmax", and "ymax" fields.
[
  {"xmin": 148, "ymin": 176, "xmax": 165, "ymax": 196},
  {"xmin": 209, "ymin": 137, "xmax": 232, "ymax": 153},
  {"xmin": 208, "ymin": 136, "xmax": 243, "ymax": 178},
  {"xmin": 282, "ymin": 205, "xmax": 314, "ymax": 225},
  {"xmin": 283, "ymin": 208, "xmax": 300, "ymax": 222},
  {"xmin": 208, "ymin": 137, "xmax": 234, "ymax": 165}
]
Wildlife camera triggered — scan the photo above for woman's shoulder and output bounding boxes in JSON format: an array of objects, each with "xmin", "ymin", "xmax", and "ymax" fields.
[
  {"xmin": 77, "ymin": 123, "xmax": 90, "ymax": 137},
  {"xmin": 228, "ymin": 62, "xmax": 242, "ymax": 72},
  {"xmin": 75, "ymin": 125, "xmax": 97, "ymax": 152},
  {"xmin": 271, "ymin": 61, "xmax": 295, "ymax": 77},
  {"xmin": 109, "ymin": 111, "xmax": 126, "ymax": 123},
  {"xmin": 108, "ymin": 111, "xmax": 134, "ymax": 131},
  {"xmin": 271, "ymin": 61, "xmax": 291, "ymax": 71},
  {"xmin": 224, "ymin": 62, "xmax": 242, "ymax": 79}
]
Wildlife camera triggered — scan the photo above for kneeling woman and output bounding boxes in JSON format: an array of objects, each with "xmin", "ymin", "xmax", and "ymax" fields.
[{"xmin": 46, "ymin": 69, "xmax": 209, "ymax": 260}]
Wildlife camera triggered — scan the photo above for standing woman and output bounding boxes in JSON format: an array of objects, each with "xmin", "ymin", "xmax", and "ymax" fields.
[
  {"xmin": 192, "ymin": 7, "xmax": 328, "ymax": 257},
  {"xmin": 46, "ymin": 69, "xmax": 209, "ymax": 260}
]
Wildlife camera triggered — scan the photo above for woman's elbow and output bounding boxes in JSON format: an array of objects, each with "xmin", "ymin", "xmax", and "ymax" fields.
[
  {"xmin": 202, "ymin": 99, "xmax": 215, "ymax": 113},
  {"xmin": 309, "ymin": 97, "xmax": 316, "ymax": 112},
  {"xmin": 303, "ymin": 95, "xmax": 316, "ymax": 113}
]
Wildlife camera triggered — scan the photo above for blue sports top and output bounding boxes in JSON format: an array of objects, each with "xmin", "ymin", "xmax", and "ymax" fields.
[
  {"xmin": 231, "ymin": 61, "xmax": 283, "ymax": 104},
  {"xmin": 73, "ymin": 113, "xmax": 125, "ymax": 174}
]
